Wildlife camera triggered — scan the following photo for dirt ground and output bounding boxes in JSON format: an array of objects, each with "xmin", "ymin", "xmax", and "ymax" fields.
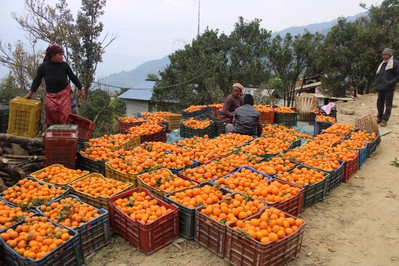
[{"xmin": 86, "ymin": 93, "xmax": 399, "ymax": 266}]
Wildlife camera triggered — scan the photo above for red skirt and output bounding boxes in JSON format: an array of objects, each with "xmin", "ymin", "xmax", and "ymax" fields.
[{"xmin": 45, "ymin": 85, "xmax": 72, "ymax": 125}]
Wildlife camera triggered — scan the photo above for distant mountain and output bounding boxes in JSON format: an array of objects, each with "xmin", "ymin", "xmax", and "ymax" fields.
[
  {"xmin": 98, "ymin": 13, "xmax": 364, "ymax": 91},
  {"xmin": 97, "ymin": 56, "xmax": 170, "ymax": 91}
]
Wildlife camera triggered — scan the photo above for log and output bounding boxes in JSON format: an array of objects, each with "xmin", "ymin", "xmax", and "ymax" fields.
[
  {"xmin": 3, "ymin": 154, "xmax": 45, "ymax": 161},
  {"xmin": 0, "ymin": 158, "xmax": 26, "ymax": 181},
  {"xmin": 0, "ymin": 133, "xmax": 43, "ymax": 147}
]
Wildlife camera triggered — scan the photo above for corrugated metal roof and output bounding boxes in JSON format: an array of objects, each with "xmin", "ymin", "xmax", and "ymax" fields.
[
  {"xmin": 118, "ymin": 89, "xmax": 153, "ymax": 101},
  {"xmin": 118, "ymin": 80, "xmax": 156, "ymax": 101}
]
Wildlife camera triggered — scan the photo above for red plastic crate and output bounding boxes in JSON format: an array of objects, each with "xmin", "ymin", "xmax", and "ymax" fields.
[
  {"xmin": 139, "ymin": 125, "xmax": 167, "ymax": 143},
  {"xmin": 194, "ymin": 206, "xmax": 227, "ymax": 257},
  {"xmin": 224, "ymin": 208, "xmax": 306, "ymax": 266},
  {"xmin": 67, "ymin": 113, "xmax": 96, "ymax": 140},
  {"xmin": 44, "ymin": 130, "xmax": 78, "ymax": 169},
  {"xmin": 119, "ymin": 120, "xmax": 145, "ymax": 134},
  {"xmin": 108, "ymin": 187, "xmax": 179, "ymax": 254},
  {"xmin": 260, "ymin": 111, "xmax": 274, "ymax": 124},
  {"xmin": 343, "ymin": 150, "xmax": 359, "ymax": 183},
  {"xmin": 261, "ymin": 179, "xmax": 304, "ymax": 217}
]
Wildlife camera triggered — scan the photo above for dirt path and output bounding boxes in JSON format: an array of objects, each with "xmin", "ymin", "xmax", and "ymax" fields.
[{"xmin": 86, "ymin": 93, "xmax": 399, "ymax": 266}]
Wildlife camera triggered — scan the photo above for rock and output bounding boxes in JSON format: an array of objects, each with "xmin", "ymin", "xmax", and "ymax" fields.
[
  {"xmin": 340, "ymin": 107, "xmax": 355, "ymax": 115},
  {"xmin": 11, "ymin": 144, "xmax": 29, "ymax": 156}
]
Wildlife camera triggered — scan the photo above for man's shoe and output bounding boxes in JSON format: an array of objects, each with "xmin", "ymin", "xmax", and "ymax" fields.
[
  {"xmin": 380, "ymin": 119, "xmax": 387, "ymax": 127},
  {"xmin": 377, "ymin": 118, "xmax": 382, "ymax": 124}
]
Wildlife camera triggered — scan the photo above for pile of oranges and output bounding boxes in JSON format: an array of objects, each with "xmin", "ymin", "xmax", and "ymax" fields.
[
  {"xmin": 31, "ymin": 165, "xmax": 87, "ymax": 185},
  {"xmin": 113, "ymin": 191, "xmax": 174, "ymax": 224},
  {"xmin": 1, "ymin": 179, "xmax": 66, "ymax": 208},
  {"xmin": 39, "ymin": 197, "xmax": 100, "ymax": 228},
  {"xmin": 233, "ymin": 207, "xmax": 304, "ymax": 243},
  {"xmin": 0, "ymin": 216, "xmax": 73, "ymax": 260},
  {"xmin": 0, "ymin": 201, "xmax": 34, "ymax": 231}
]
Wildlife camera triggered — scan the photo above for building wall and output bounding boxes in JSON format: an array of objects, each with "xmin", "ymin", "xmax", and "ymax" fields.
[{"xmin": 125, "ymin": 100, "xmax": 149, "ymax": 116}]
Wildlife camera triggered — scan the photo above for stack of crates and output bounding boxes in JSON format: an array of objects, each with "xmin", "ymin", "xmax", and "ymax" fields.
[
  {"xmin": 0, "ymin": 104, "xmax": 9, "ymax": 133},
  {"xmin": 67, "ymin": 113, "xmax": 96, "ymax": 149},
  {"xmin": 45, "ymin": 125, "xmax": 78, "ymax": 169},
  {"xmin": 7, "ymin": 98, "xmax": 42, "ymax": 137}
]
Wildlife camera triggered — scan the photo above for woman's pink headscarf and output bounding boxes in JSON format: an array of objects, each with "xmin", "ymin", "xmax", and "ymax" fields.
[{"xmin": 233, "ymin": 83, "xmax": 244, "ymax": 95}]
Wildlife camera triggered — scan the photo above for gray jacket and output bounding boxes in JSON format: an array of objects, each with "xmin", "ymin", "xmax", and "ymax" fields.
[{"xmin": 232, "ymin": 104, "xmax": 260, "ymax": 136}]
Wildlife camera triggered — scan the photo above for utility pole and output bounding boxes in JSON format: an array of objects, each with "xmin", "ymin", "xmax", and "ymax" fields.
[{"xmin": 197, "ymin": 0, "xmax": 200, "ymax": 38}]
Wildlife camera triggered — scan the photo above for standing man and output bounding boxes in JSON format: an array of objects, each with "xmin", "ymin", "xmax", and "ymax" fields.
[{"xmin": 375, "ymin": 48, "xmax": 399, "ymax": 127}]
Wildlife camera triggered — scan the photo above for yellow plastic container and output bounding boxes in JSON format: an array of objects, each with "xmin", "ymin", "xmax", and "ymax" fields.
[{"xmin": 7, "ymin": 97, "xmax": 42, "ymax": 137}]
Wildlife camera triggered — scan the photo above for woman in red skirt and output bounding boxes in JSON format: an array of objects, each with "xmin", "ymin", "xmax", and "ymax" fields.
[{"xmin": 25, "ymin": 44, "xmax": 85, "ymax": 126}]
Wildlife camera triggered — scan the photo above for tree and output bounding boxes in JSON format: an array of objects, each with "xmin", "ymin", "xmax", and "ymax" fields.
[
  {"xmin": 0, "ymin": 76, "xmax": 26, "ymax": 104},
  {"xmin": 152, "ymin": 17, "xmax": 273, "ymax": 109},
  {"xmin": 0, "ymin": 39, "xmax": 43, "ymax": 90},
  {"xmin": 267, "ymin": 32, "xmax": 323, "ymax": 106},
  {"xmin": 2, "ymin": 0, "xmax": 117, "ymax": 96},
  {"xmin": 69, "ymin": 0, "xmax": 118, "ymax": 95}
]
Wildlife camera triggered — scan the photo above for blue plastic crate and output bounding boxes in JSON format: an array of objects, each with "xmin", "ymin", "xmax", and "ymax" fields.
[
  {"xmin": 0, "ymin": 214, "xmax": 83, "ymax": 266},
  {"xmin": 37, "ymin": 195, "xmax": 111, "ymax": 259}
]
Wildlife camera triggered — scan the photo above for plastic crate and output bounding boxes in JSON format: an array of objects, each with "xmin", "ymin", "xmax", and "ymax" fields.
[
  {"xmin": 182, "ymin": 106, "xmax": 211, "ymax": 119},
  {"xmin": 0, "ymin": 177, "xmax": 69, "ymax": 210},
  {"xmin": 366, "ymin": 133, "xmax": 379, "ymax": 158},
  {"xmin": 0, "ymin": 199, "xmax": 36, "ymax": 233},
  {"xmin": 212, "ymin": 166, "xmax": 273, "ymax": 194},
  {"xmin": 195, "ymin": 206, "xmax": 227, "ymax": 257},
  {"xmin": 29, "ymin": 164, "xmax": 89, "ymax": 186},
  {"xmin": 313, "ymin": 120, "xmax": 334, "ymax": 136},
  {"xmin": 136, "ymin": 169, "xmax": 197, "ymax": 200},
  {"xmin": 167, "ymin": 117, "xmax": 181, "ymax": 131},
  {"xmin": 343, "ymin": 151, "xmax": 359, "ymax": 183},
  {"xmin": 104, "ymin": 163, "xmax": 138, "ymax": 186},
  {"xmin": 263, "ymin": 179, "xmax": 305, "ymax": 217},
  {"xmin": 37, "ymin": 195, "xmax": 111, "ymax": 259},
  {"xmin": 276, "ymin": 165, "xmax": 329, "ymax": 210},
  {"xmin": 67, "ymin": 113, "xmax": 96, "ymax": 140},
  {"xmin": 180, "ymin": 121, "xmax": 215, "ymax": 139},
  {"xmin": 47, "ymin": 124, "xmax": 79, "ymax": 134},
  {"xmin": 139, "ymin": 126, "xmax": 167, "ymax": 144},
  {"xmin": 274, "ymin": 111, "xmax": 298, "ymax": 127},
  {"xmin": 224, "ymin": 208, "xmax": 305, "ymax": 266},
  {"xmin": 169, "ymin": 159, "xmax": 199, "ymax": 175},
  {"xmin": 108, "ymin": 187, "xmax": 179, "ymax": 254},
  {"xmin": 68, "ymin": 173, "xmax": 134, "ymax": 210},
  {"xmin": 259, "ymin": 110, "xmax": 275, "ymax": 124},
  {"xmin": 118, "ymin": 120, "xmax": 145, "ymax": 134},
  {"xmin": 357, "ymin": 145, "xmax": 368, "ymax": 169},
  {"xmin": 0, "ymin": 104, "xmax": 9, "ymax": 133},
  {"xmin": 323, "ymin": 161, "xmax": 345, "ymax": 196},
  {"xmin": 77, "ymin": 152, "xmax": 106, "ymax": 175},
  {"xmin": 7, "ymin": 98, "xmax": 42, "ymax": 137},
  {"xmin": 0, "ymin": 214, "xmax": 84, "ymax": 266},
  {"xmin": 309, "ymin": 109, "xmax": 337, "ymax": 125},
  {"xmin": 44, "ymin": 130, "xmax": 78, "ymax": 169},
  {"xmin": 163, "ymin": 182, "xmax": 230, "ymax": 239}
]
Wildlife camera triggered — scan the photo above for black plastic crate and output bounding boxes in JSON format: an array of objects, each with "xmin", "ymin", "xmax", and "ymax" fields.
[
  {"xmin": 77, "ymin": 152, "xmax": 106, "ymax": 175},
  {"xmin": 314, "ymin": 121, "xmax": 334, "ymax": 136},
  {"xmin": 0, "ymin": 105, "xmax": 9, "ymax": 133},
  {"xmin": 324, "ymin": 161, "xmax": 344, "ymax": 195},
  {"xmin": 274, "ymin": 112, "xmax": 298, "ymax": 127},
  {"xmin": 180, "ymin": 121, "xmax": 214, "ymax": 139}
]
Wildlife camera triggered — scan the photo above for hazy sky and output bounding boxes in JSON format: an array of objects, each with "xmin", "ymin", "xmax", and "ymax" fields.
[{"xmin": 0, "ymin": 0, "xmax": 384, "ymax": 79}]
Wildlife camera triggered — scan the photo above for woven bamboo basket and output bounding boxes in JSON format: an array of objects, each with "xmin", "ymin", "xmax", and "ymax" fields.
[{"xmin": 294, "ymin": 93, "xmax": 319, "ymax": 121}]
